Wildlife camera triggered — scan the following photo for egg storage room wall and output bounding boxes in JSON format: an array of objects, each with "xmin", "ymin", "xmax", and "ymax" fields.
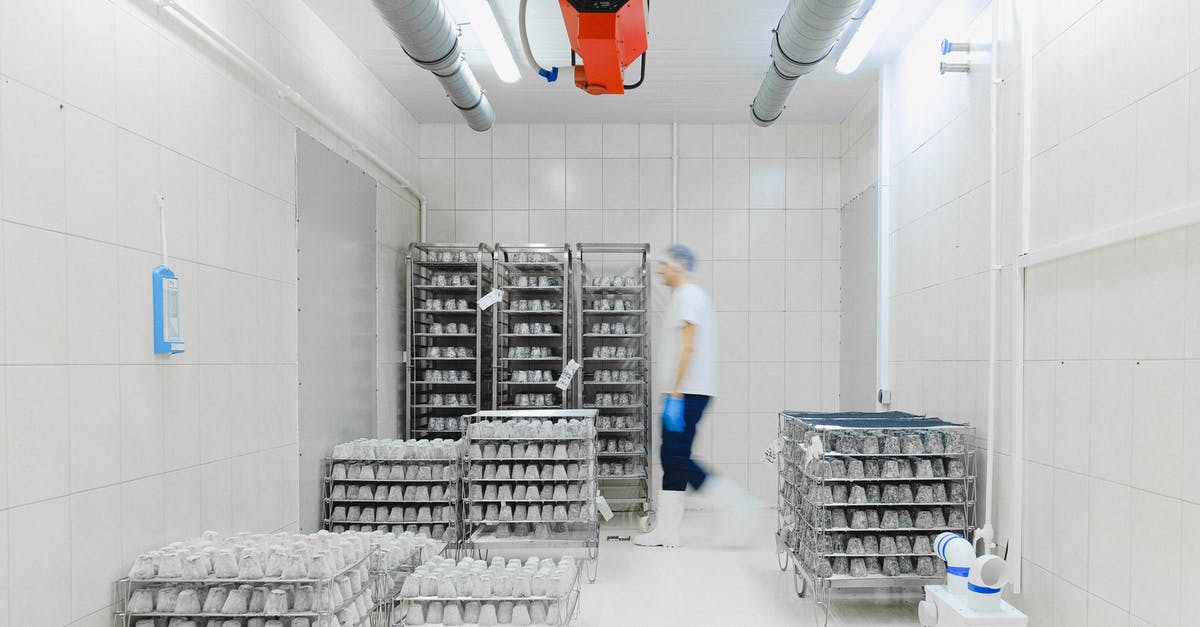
[
  {"xmin": 420, "ymin": 122, "xmax": 844, "ymax": 504},
  {"xmin": 0, "ymin": 0, "xmax": 420, "ymax": 624},
  {"xmin": 870, "ymin": 0, "xmax": 1200, "ymax": 625}
]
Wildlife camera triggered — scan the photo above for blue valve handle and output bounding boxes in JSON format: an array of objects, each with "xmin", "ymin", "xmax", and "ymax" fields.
[{"xmin": 662, "ymin": 395, "xmax": 685, "ymax": 433}]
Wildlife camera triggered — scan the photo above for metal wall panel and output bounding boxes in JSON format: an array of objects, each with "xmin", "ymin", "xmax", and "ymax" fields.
[
  {"xmin": 297, "ymin": 132, "xmax": 379, "ymax": 531},
  {"xmin": 840, "ymin": 185, "xmax": 879, "ymax": 411}
]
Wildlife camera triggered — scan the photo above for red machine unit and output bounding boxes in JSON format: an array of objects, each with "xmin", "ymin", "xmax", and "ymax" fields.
[{"xmin": 557, "ymin": 0, "xmax": 648, "ymax": 95}]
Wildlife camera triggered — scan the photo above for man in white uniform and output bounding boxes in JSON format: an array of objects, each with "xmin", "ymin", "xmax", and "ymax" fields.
[{"xmin": 635, "ymin": 244, "xmax": 757, "ymax": 548}]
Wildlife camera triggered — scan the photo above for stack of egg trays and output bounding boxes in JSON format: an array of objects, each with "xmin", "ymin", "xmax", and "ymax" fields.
[
  {"xmin": 461, "ymin": 414, "xmax": 598, "ymax": 543},
  {"xmin": 777, "ymin": 412, "xmax": 976, "ymax": 584},
  {"xmin": 406, "ymin": 243, "xmax": 495, "ymax": 439},
  {"xmin": 491, "ymin": 244, "xmax": 572, "ymax": 410},
  {"xmin": 397, "ymin": 555, "xmax": 584, "ymax": 627},
  {"xmin": 370, "ymin": 540, "xmax": 451, "ymax": 627},
  {"xmin": 114, "ymin": 548, "xmax": 380, "ymax": 627},
  {"xmin": 574, "ymin": 243, "xmax": 653, "ymax": 518},
  {"xmin": 322, "ymin": 455, "xmax": 462, "ymax": 547}
]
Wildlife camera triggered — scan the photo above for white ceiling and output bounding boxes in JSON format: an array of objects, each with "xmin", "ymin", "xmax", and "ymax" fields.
[{"xmin": 306, "ymin": 0, "xmax": 942, "ymax": 124}]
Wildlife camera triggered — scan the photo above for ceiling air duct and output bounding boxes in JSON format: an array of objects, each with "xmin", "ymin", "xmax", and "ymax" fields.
[
  {"xmin": 750, "ymin": 0, "xmax": 864, "ymax": 126},
  {"xmin": 373, "ymin": 0, "xmax": 495, "ymax": 131}
]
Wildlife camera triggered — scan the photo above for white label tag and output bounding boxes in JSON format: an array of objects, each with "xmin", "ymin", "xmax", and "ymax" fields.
[
  {"xmin": 555, "ymin": 359, "xmax": 581, "ymax": 391},
  {"xmin": 477, "ymin": 288, "xmax": 504, "ymax": 310},
  {"xmin": 761, "ymin": 437, "xmax": 783, "ymax": 464},
  {"xmin": 595, "ymin": 494, "xmax": 614, "ymax": 521}
]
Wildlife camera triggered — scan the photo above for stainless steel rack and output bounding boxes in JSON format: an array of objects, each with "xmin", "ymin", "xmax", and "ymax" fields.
[
  {"xmin": 492, "ymin": 244, "xmax": 572, "ymax": 411},
  {"xmin": 115, "ymin": 544, "xmax": 379, "ymax": 626},
  {"xmin": 460, "ymin": 409, "xmax": 601, "ymax": 583},
  {"xmin": 406, "ymin": 243, "xmax": 495, "ymax": 439},
  {"xmin": 774, "ymin": 411, "xmax": 977, "ymax": 627},
  {"xmin": 322, "ymin": 453, "xmax": 462, "ymax": 549},
  {"xmin": 574, "ymin": 243, "xmax": 654, "ymax": 530}
]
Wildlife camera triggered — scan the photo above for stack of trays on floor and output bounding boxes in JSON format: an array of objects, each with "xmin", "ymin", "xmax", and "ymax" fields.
[
  {"xmin": 324, "ymin": 438, "xmax": 463, "ymax": 542},
  {"xmin": 777, "ymin": 411, "xmax": 976, "ymax": 585},
  {"xmin": 397, "ymin": 555, "xmax": 581, "ymax": 626},
  {"xmin": 117, "ymin": 530, "xmax": 441, "ymax": 627},
  {"xmin": 463, "ymin": 418, "xmax": 597, "ymax": 541}
]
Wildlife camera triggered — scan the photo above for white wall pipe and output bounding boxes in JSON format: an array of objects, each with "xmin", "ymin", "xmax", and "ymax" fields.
[
  {"xmin": 672, "ymin": 122, "xmax": 679, "ymax": 241},
  {"xmin": 979, "ymin": 0, "xmax": 1003, "ymax": 556},
  {"xmin": 1007, "ymin": 0, "xmax": 1035, "ymax": 595},
  {"xmin": 936, "ymin": 532, "xmax": 975, "ymax": 596},
  {"xmin": 876, "ymin": 65, "xmax": 892, "ymax": 408},
  {"xmin": 372, "ymin": 0, "xmax": 495, "ymax": 132},
  {"xmin": 155, "ymin": 0, "xmax": 429, "ymax": 237},
  {"xmin": 751, "ymin": 0, "xmax": 865, "ymax": 126}
]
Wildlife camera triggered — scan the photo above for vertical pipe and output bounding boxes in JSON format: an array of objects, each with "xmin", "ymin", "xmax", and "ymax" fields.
[
  {"xmin": 672, "ymin": 122, "xmax": 679, "ymax": 241},
  {"xmin": 1008, "ymin": 0, "xmax": 1035, "ymax": 594},
  {"xmin": 982, "ymin": 0, "xmax": 1001, "ymax": 550},
  {"xmin": 876, "ymin": 66, "xmax": 892, "ymax": 408}
]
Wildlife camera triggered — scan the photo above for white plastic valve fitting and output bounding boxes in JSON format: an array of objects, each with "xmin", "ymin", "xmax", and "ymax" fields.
[
  {"xmin": 935, "ymin": 532, "xmax": 975, "ymax": 596},
  {"xmin": 966, "ymin": 555, "xmax": 1010, "ymax": 612}
]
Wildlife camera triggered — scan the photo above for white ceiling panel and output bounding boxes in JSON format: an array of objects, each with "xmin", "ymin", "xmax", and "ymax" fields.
[{"xmin": 305, "ymin": 0, "xmax": 945, "ymax": 124}]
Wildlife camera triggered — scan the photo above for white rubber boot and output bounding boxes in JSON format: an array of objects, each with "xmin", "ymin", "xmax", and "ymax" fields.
[{"xmin": 633, "ymin": 489, "xmax": 685, "ymax": 547}]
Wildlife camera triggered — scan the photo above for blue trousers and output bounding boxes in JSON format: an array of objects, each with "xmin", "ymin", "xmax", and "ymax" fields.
[{"xmin": 660, "ymin": 394, "xmax": 711, "ymax": 492}]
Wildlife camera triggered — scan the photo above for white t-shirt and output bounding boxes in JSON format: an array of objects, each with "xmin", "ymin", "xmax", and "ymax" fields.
[{"xmin": 656, "ymin": 282, "xmax": 718, "ymax": 397}]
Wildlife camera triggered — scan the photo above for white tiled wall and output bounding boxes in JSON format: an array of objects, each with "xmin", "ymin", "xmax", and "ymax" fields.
[
  {"xmin": 421, "ymin": 122, "xmax": 842, "ymax": 501},
  {"xmin": 884, "ymin": 0, "xmax": 1200, "ymax": 624},
  {"xmin": 0, "ymin": 0, "xmax": 419, "ymax": 625}
]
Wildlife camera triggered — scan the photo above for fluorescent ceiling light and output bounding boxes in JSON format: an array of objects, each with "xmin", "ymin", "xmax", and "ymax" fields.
[
  {"xmin": 835, "ymin": 0, "xmax": 902, "ymax": 75},
  {"xmin": 465, "ymin": 0, "xmax": 521, "ymax": 83}
]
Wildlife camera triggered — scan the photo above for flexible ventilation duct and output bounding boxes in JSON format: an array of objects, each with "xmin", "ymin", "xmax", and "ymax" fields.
[
  {"xmin": 750, "ymin": 0, "xmax": 864, "ymax": 126},
  {"xmin": 373, "ymin": 0, "xmax": 495, "ymax": 131}
]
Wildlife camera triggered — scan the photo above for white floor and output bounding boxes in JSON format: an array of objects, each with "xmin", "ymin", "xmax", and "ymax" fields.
[{"xmin": 573, "ymin": 509, "xmax": 923, "ymax": 627}]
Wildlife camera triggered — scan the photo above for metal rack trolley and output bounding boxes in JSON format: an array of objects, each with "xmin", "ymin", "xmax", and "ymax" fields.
[
  {"xmin": 460, "ymin": 409, "xmax": 601, "ymax": 583},
  {"xmin": 491, "ymin": 244, "xmax": 573, "ymax": 411},
  {"xmin": 394, "ymin": 553, "xmax": 584, "ymax": 626},
  {"xmin": 115, "ymin": 547, "xmax": 380, "ymax": 626},
  {"xmin": 775, "ymin": 411, "xmax": 977, "ymax": 627},
  {"xmin": 573, "ymin": 243, "xmax": 654, "ymax": 531},
  {"xmin": 321, "ymin": 445, "xmax": 463, "ymax": 551},
  {"xmin": 371, "ymin": 539, "xmax": 449, "ymax": 627},
  {"xmin": 406, "ymin": 243, "xmax": 495, "ymax": 439}
]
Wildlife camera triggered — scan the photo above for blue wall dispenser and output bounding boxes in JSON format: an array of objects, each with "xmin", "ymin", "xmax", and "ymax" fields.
[{"xmin": 153, "ymin": 194, "xmax": 185, "ymax": 354}]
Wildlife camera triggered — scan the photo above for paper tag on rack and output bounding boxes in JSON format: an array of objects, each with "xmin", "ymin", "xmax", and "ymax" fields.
[
  {"xmin": 477, "ymin": 288, "xmax": 504, "ymax": 310},
  {"xmin": 595, "ymin": 494, "xmax": 614, "ymax": 521},
  {"xmin": 761, "ymin": 437, "xmax": 783, "ymax": 464},
  {"xmin": 556, "ymin": 359, "xmax": 581, "ymax": 390},
  {"xmin": 804, "ymin": 435, "xmax": 825, "ymax": 463}
]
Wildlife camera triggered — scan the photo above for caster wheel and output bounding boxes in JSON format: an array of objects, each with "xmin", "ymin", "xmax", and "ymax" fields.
[
  {"xmin": 777, "ymin": 551, "xmax": 790, "ymax": 571},
  {"xmin": 638, "ymin": 514, "xmax": 655, "ymax": 532},
  {"xmin": 793, "ymin": 568, "xmax": 806, "ymax": 598}
]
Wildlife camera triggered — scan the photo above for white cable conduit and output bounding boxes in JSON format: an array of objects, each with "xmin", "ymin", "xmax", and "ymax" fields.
[
  {"xmin": 875, "ymin": 66, "xmax": 892, "ymax": 408},
  {"xmin": 1008, "ymin": 0, "xmax": 1035, "ymax": 594},
  {"xmin": 372, "ymin": 0, "xmax": 495, "ymax": 132},
  {"xmin": 979, "ymin": 0, "xmax": 1003, "ymax": 556},
  {"xmin": 751, "ymin": 0, "xmax": 865, "ymax": 126},
  {"xmin": 154, "ymin": 0, "xmax": 430, "ymax": 240}
]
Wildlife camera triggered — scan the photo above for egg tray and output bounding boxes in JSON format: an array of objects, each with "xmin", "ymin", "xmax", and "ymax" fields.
[{"xmin": 773, "ymin": 410, "xmax": 978, "ymax": 619}]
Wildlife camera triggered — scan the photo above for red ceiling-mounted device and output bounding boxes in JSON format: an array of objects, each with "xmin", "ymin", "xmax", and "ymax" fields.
[{"xmin": 557, "ymin": 0, "xmax": 648, "ymax": 95}]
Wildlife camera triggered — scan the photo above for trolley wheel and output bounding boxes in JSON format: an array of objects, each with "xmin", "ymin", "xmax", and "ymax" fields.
[
  {"xmin": 777, "ymin": 550, "xmax": 790, "ymax": 571},
  {"xmin": 638, "ymin": 513, "xmax": 655, "ymax": 532},
  {"xmin": 792, "ymin": 566, "xmax": 806, "ymax": 598}
]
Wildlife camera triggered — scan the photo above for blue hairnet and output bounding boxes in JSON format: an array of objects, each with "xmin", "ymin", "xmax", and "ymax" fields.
[{"xmin": 662, "ymin": 243, "xmax": 697, "ymax": 274}]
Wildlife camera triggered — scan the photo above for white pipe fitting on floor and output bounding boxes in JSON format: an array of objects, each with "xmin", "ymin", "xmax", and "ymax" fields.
[
  {"xmin": 935, "ymin": 532, "xmax": 975, "ymax": 596},
  {"xmin": 966, "ymin": 555, "xmax": 1010, "ymax": 612}
]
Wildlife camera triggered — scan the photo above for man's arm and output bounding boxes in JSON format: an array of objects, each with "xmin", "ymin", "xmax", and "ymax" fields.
[{"xmin": 670, "ymin": 322, "xmax": 697, "ymax": 397}]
